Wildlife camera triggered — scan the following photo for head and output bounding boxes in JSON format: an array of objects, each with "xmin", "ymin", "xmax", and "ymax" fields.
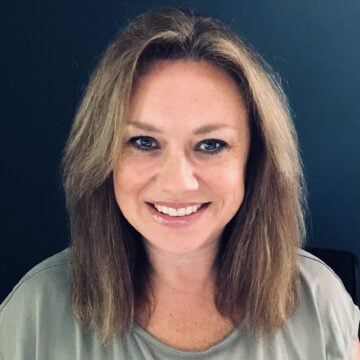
[
  {"xmin": 112, "ymin": 58, "xmax": 251, "ymax": 257},
  {"xmin": 63, "ymin": 7, "xmax": 305, "ymax": 342}
]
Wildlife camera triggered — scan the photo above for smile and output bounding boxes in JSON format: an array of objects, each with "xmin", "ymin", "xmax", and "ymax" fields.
[{"xmin": 148, "ymin": 203, "xmax": 209, "ymax": 217}]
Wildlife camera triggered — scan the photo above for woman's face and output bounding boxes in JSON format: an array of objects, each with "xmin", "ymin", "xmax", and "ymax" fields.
[{"xmin": 113, "ymin": 60, "xmax": 250, "ymax": 255}]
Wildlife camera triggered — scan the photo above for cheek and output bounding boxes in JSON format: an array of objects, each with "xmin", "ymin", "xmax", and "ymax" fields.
[
  {"xmin": 206, "ymin": 163, "xmax": 247, "ymax": 217},
  {"xmin": 113, "ymin": 159, "xmax": 156, "ymax": 199},
  {"xmin": 206, "ymin": 162, "xmax": 246, "ymax": 195}
]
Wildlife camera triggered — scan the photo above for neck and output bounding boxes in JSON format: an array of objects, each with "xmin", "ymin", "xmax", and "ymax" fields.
[
  {"xmin": 135, "ymin": 239, "xmax": 227, "ymax": 331},
  {"xmin": 146, "ymin": 240, "xmax": 219, "ymax": 296}
]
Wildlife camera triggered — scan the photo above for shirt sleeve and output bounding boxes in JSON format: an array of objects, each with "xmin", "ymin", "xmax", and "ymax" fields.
[
  {"xmin": 0, "ymin": 278, "xmax": 38, "ymax": 360},
  {"xmin": 0, "ymin": 251, "xmax": 71, "ymax": 360},
  {"xmin": 299, "ymin": 251, "xmax": 360, "ymax": 359}
]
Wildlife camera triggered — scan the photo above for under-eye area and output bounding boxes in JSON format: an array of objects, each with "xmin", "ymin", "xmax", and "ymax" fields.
[{"xmin": 146, "ymin": 202, "xmax": 211, "ymax": 217}]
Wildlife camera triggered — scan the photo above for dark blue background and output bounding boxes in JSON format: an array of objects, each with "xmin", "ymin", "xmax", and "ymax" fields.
[{"xmin": 1, "ymin": 0, "xmax": 359, "ymax": 301}]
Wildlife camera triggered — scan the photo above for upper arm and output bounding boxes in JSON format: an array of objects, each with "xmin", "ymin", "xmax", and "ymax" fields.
[
  {"xmin": 299, "ymin": 252, "xmax": 360, "ymax": 357},
  {"xmin": 353, "ymin": 341, "xmax": 360, "ymax": 360}
]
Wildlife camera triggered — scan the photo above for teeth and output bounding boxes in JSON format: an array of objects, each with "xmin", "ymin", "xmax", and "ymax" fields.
[
  {"xmin": 153, "ymin": 204, "xmax": 203, "ymax": 217},
  {"xmin": 177, "ymin": 208, "xmax": 186, "ymax": 216}
]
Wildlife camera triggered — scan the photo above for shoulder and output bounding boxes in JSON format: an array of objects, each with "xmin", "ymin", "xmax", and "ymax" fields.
[
  {"xmin": 297, "ymin": 248, "xmax": 359, "ymax": 308},
  {"xmin": 295, "ymin": 249, "xmax": 360, "ymax": 356},
  {"xmin": 0, "ymin": 249, "xmax": 73, "ymax": 359},
  {"xmin": 297, "ymin": 248, "xmax": 346, "ymax": 290},
  {"xmin": 297, "ymin": 248, "xmax": 358, "ymax": 314},
  {"xmin": 0, "ymin": 248, "xmax": 70, "ymax": 313}
]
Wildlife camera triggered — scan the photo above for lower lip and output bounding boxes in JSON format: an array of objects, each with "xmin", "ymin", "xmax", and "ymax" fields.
[{"xmin": 147, "ymin": 203, "xmax": 209, "ymax": 228}]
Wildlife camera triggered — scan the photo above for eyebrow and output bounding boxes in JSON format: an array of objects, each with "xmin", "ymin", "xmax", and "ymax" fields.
[{"xmin": 127, "ymin": 121, "xmax": 234, "ymax": 135}]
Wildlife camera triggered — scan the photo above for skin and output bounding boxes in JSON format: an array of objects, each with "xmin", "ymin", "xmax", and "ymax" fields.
[
  {"xmin": 113, "ymin": 59, "xmax": 250, "ymax": 350},
  {"xmin": 113, "ymin": 60, "xmax": 250, "ymax": 259},
  {"xmin": 354, "ymin": 340, "xmax": 360, "ymax": 360}
]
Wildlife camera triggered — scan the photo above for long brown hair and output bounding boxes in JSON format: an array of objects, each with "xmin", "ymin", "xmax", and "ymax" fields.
[{"xmin": 62, "ymin": 7, "xmax": 306, "ymax": 343}]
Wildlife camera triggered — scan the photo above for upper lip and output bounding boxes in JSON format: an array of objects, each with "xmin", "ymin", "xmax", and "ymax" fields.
[{"xmin": 147, "ymin": 201, "xmax": 209, "ymax": 209}]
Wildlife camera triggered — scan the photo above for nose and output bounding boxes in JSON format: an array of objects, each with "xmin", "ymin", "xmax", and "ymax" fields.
[{"xmin": 156, "ymin": 152, "xmax": 199, "ymax": 194}]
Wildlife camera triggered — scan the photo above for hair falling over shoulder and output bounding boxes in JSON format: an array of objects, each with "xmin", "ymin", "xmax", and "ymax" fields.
[{"xmin": 62, "ymin": 7, "xmax": 306, "ymax": 343}]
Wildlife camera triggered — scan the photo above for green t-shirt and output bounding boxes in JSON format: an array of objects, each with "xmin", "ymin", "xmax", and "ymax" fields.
[{"xmin": 0, "ymin": 248, "xmax": 359, "ymax": 359}]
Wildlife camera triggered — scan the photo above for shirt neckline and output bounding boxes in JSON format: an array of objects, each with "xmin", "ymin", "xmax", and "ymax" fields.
[{"xmin": 132, "ymin": 323, "xmax": 242, "ymax": 357}]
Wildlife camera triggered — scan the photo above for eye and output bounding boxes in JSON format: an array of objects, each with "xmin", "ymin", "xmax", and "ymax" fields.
[
  {"xmin": 195, "ymin": 139, "xmax": 228, "ymax": 155},
  {"xmin": 128, "ymin": 136, "xmax": 160, "ymax": 151}
]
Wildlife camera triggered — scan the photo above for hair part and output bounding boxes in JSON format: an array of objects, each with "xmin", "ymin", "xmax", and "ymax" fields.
[{"xmin": 62, "ymin": 7, "xmax": 306, "ymax": 343}]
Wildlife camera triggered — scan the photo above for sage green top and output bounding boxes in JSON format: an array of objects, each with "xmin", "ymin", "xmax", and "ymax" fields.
[{"xmin": 0, "ymin": 248, "xmax": 359, "ymax": 359}]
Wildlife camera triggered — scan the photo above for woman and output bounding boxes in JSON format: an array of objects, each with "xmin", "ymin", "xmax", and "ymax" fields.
[{"xmin": 1, "ymin": 7, "xmax": 359, "ymax": 359}]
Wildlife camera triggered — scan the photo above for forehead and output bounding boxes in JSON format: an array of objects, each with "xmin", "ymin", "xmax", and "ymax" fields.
[{"xmin": 127, "ymin": 59, "xmax": 248, "ymax": 132}]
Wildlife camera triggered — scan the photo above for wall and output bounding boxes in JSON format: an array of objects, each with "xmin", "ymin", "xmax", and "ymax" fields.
[{"xmin": 1, "ymin": 0, "xmax": 359, "ymax": 301}]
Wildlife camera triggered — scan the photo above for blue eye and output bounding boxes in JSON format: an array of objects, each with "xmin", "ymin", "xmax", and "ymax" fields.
[
  {"xmin": 195, "ymin": 139, "xmax": 228, "ymax": 154},
  {"xmin": 128, "ymin": 136, "xmax": 159, "ymax": 151}
]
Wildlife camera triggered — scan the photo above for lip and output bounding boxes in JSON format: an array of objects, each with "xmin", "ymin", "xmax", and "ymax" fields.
[{"xmin": 146, "ymin": 202, "xmax": 210, "ymax": 228}]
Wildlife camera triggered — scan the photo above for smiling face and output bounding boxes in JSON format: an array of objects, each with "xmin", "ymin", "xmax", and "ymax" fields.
[{"xmin": 113, "ymin": 60, "xmax": 250, "ymax": 255}]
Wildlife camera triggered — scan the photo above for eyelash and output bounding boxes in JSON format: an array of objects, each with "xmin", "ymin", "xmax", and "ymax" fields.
[{"xmin": 127, "ymin": 136, "xmax": 228, "ymax": 155}]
